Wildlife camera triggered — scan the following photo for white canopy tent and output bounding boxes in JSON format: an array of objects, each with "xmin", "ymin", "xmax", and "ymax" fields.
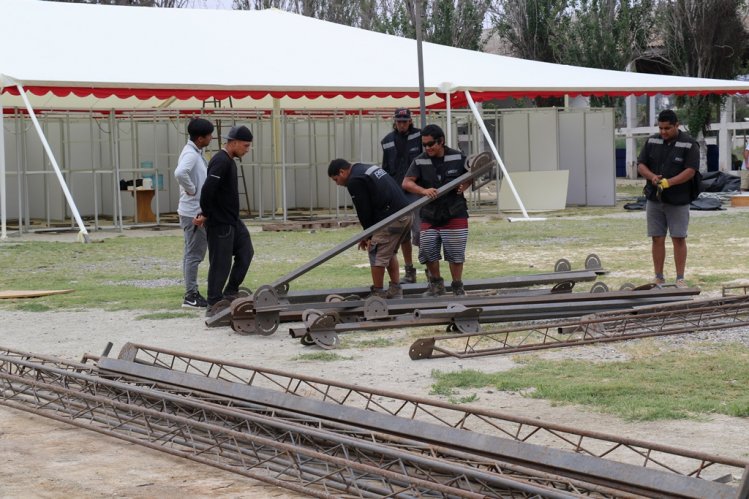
[{"xmin": 3, "ymin": 0, "xmax": 749, "ymax": 238}]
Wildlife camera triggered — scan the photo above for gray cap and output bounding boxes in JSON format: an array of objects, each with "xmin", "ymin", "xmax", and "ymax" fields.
[{"xmin": 222, "ymin": 125, "xmax": 253, "ymax": 142}]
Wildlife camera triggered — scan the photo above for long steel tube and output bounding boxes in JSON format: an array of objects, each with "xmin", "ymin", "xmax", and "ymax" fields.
[{"xmin": 265, "ymin": 156, "xmax": 494, "ymax": 293}]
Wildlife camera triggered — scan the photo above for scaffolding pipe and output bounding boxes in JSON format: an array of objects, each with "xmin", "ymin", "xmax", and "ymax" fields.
[
  {"xmin": 15, "ymin": 83, "xmax": 90, "ymax": 242},
  {"xmin": 464, "ymin": 90, "xmax": 544, "ymax": 222}
]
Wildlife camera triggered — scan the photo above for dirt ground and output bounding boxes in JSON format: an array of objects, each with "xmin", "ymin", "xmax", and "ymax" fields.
[{"xmin": 2, "ymin": 303, "xmax": 749, "ymax": 498}]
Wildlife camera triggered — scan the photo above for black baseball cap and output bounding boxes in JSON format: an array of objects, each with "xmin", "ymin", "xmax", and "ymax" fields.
[
  {"xmin": 222, "ymin": 125, "xmax": 253, "ymax": 142},
  {"xmin": 394, "ymin": 108, "xmax": 412, "ymax": 121}
]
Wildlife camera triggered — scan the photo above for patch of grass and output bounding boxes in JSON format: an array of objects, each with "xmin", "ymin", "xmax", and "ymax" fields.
[
  {"xmin": 292, "ymin": 352, "xmax": 354, "ymax": 362},
  {"xmin": 14, "ymin": 302, "xmax": 53, "ymax": 312},
  {"xmin": 430, "ymin": 344, "xmax": 749, "ymax": 421},
  {"xmin": 3, "ymin": 202, "xmax": 749, "ymax": 313},
  {"xmin": 135, "ymin": 311, "xmax": 198, "ymax": 320},
  {"xmin": 348, "ymin": 337, "xmax": 395, "ymax": 348}
]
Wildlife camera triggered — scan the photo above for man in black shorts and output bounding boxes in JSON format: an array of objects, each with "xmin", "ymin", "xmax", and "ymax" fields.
[
  {"xmin": 328, "ymin": 159, "xmax": 412, "ymax": 299},
  {"xmin": 637, "ymin": 110, "xmax": 698, "ymax": 288}
]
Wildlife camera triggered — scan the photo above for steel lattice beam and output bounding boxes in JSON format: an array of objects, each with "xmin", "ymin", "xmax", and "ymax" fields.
[
  {"xmin": 408, "ymin": 295, "xmax": 749, "ymax": 360},
  {"xmin": 110, "ymin": 342, "xmax": 749, "ymax": 486},
  {"xmin": 1, "ymin": 354, "xmax": 586, "ymax": 499}
]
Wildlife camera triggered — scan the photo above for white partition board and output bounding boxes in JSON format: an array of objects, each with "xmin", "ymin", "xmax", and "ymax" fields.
[{"xmin": 498, "ymin": 170, "xmax": 569, "ymax": 212}]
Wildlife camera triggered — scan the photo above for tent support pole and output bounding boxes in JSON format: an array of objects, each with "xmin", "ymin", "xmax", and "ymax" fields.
[
  {"xmin": 0, "ymin": 87, "xmax": 6, "ymax": 239},
  {"xmin": 463, "ymin": 90, "xmax": 545, "ymax": 222},
  {"xmin": 15, "ymin": 84, "xmax": 90, "ymax": 241}
]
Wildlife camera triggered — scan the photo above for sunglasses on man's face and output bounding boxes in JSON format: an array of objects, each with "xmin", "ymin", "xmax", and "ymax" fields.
[{"xmin": 422, "ymin": 140, "xmax": 439, "ymax": 148}]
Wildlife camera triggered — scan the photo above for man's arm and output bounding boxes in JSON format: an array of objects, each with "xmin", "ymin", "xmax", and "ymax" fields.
[
  {"xmin": 199, "ymin": 162, "xmax": 224, "ymax": 218},
  {"xmin": 174, "ymin": 151, "xmax": 198, "ymax": 195}
]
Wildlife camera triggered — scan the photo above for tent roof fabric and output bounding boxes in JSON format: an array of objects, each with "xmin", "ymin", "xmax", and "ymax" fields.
[{"xmin": 3, "ymin": 0, "xmax": 749, "ymax": 111}]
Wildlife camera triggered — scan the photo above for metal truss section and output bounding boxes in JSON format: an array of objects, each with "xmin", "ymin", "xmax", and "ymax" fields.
[
  {"xmin": 112, "ymin": 343, "xmax": 749, "ymax": 487},
  {"xmin": 1, "ymin": 354, "xmax": 599, "ymax": 499},
  {"xmin": 94, "ymin": 356, "xmax": 738, "ymax": 498},
  {"xmin": 408, "ymin": 295, "xmax": 749, "ymax": 360},
  {"xmin": 2, "ymin": 349, "xmax": 637, "ymax": 498}
]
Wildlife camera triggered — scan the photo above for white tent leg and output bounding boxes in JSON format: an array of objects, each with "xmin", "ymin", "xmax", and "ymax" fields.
[
  {"xmin": 0, "ymin": 88, "xmax": 6, "ymax": 239},
  {"xmin": 16, "ymin": 83, "xmax": 90, "ymax": 242},
  {"xmin": 463, "ymin": 91, "xmax": 544, "ymax": 222}
]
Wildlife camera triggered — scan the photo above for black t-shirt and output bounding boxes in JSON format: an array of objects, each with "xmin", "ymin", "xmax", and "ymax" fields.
[{"xmin": 200, "ymin": 150, "xmax": 240, "ymax": 226}]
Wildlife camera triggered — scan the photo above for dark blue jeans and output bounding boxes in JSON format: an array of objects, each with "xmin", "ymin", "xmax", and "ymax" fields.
[{"xmin": 206, "ymin": 221, "xmax": 254, "ymax": 306}]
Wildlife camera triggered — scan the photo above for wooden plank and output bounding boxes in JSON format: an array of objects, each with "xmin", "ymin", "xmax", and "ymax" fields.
[{"xmin": 0, "ymin": 289, "xmax": 74, "ymax": 299}]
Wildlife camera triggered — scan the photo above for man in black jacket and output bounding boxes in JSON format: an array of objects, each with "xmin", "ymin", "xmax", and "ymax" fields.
[
  {"xmin": 402, "ymin": 124, "xmax": 472, "ymax": 297},
  {"xmin": 200, "ymin": 125, "xmax": 254, "ymax": 315},
  {"xmin": 381, "ymin": 108, "xmax": 423, "ymax": 283},
  {"xmin": 328, "ymin": 159, "xmax": 412, "ymax": 299},
  {"xmin": 637, "ymin": 110, "xmax": 698, "ymax": 289}
]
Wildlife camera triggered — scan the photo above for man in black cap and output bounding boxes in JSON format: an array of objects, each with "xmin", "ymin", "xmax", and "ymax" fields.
[
  {"xmin": 200, "ymin": 125, "xmax": 254, "ymax": 316},
  {"xmin": 380, "ymin": 108, "xmax": 422, "ymax": 283}
]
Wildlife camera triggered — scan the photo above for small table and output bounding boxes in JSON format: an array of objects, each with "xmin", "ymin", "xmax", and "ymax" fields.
[
  {"xmin": 730, "ymin": 194, "xmax": 749, "ymax": 208},
  {"xmin": 129, "ymin": 188, "xmax": 156, "ymax": 223}
]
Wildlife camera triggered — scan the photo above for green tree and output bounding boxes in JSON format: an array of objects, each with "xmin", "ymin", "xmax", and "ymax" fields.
[
  {"xmin": 557, "ymin": 0, "xmax": 654, "ymax": 71},
  {"xmin": 659, "ymin": 0, "xmax": 748, "ymax": 137},
  {"xmin": 490, "ymin": 0, "xmax": 570, "ymax": 62}
]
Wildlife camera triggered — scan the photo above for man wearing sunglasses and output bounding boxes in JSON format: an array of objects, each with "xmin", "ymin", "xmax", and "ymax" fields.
[{"xmin": 402, "ymin": 124, "xmax": 472, "ymax": 297}]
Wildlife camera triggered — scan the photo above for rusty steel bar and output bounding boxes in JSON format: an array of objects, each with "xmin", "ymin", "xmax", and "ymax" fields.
[
  {"xmin": 95, "ymin": 353, "xmax": 742, "ymax": 498},
  {"xmin": 0, "ymin": 354, "xmax": 599, "ymax": 499},
  {"xmin": 288, "ymin": 289, "xmax": 701, "ymax": 348},
  {"xmin": 2, "ymin": 348, "xmax": 640, "ymax": 498},
  {"xmin": 266, "ymin": 155, "xmax": 495, "ymax": 295},
  {"xmin": 113, "ymin": 342, "xmax": 749, "ymax": 486},
  {"xmin": 408, "ymin": 295, "xmax": 749, "ymax": 360}
]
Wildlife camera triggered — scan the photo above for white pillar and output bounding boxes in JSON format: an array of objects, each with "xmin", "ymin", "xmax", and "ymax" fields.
[
  {"xmin": 718, "ymin": 97, "xmax": 733, "ymax": 171},
  {"xmin": 649, "ymin": 95, "xmax": 657, "ymax": 126},
  {"xmin": 625, "ymin": 94, "xmax": 638, "ymax": 179},
  {"xmin": 438, "ymin": 82, "xmax": 454, "ymax": 146}
]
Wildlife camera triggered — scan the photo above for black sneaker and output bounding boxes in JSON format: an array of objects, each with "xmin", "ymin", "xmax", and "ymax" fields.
[
  {"xmin": 182, "ymin": 291, "xmax": 208, "ymax": 309},
  {"xmin": 451, "ymin": 280, "xmax": 466, "ymax": 296}
]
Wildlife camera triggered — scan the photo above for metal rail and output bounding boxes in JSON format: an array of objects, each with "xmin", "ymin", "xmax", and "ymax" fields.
[
  {"xmin": 211, "ymin": 269, "xmax": 599, "ymax": 331},
  {"xmin": 109, "ymin": 342, "xmax": 749, "ymax": 485},
  {"xmin": 290, "ymin": 288, "xmax": 701, "ymax": 348},
  {"xmin": 408, "ymin": 295, "xmax": 749, "ymax": 360}
]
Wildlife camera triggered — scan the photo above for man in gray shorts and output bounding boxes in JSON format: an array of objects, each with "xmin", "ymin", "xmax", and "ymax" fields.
[
  {"xmin": 637, "ymin": 109, "xmax": 699, "ymax": 288},
  {"xmin": 328, "ymin": 159, "xmax": 412, "ymax": 299}
]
